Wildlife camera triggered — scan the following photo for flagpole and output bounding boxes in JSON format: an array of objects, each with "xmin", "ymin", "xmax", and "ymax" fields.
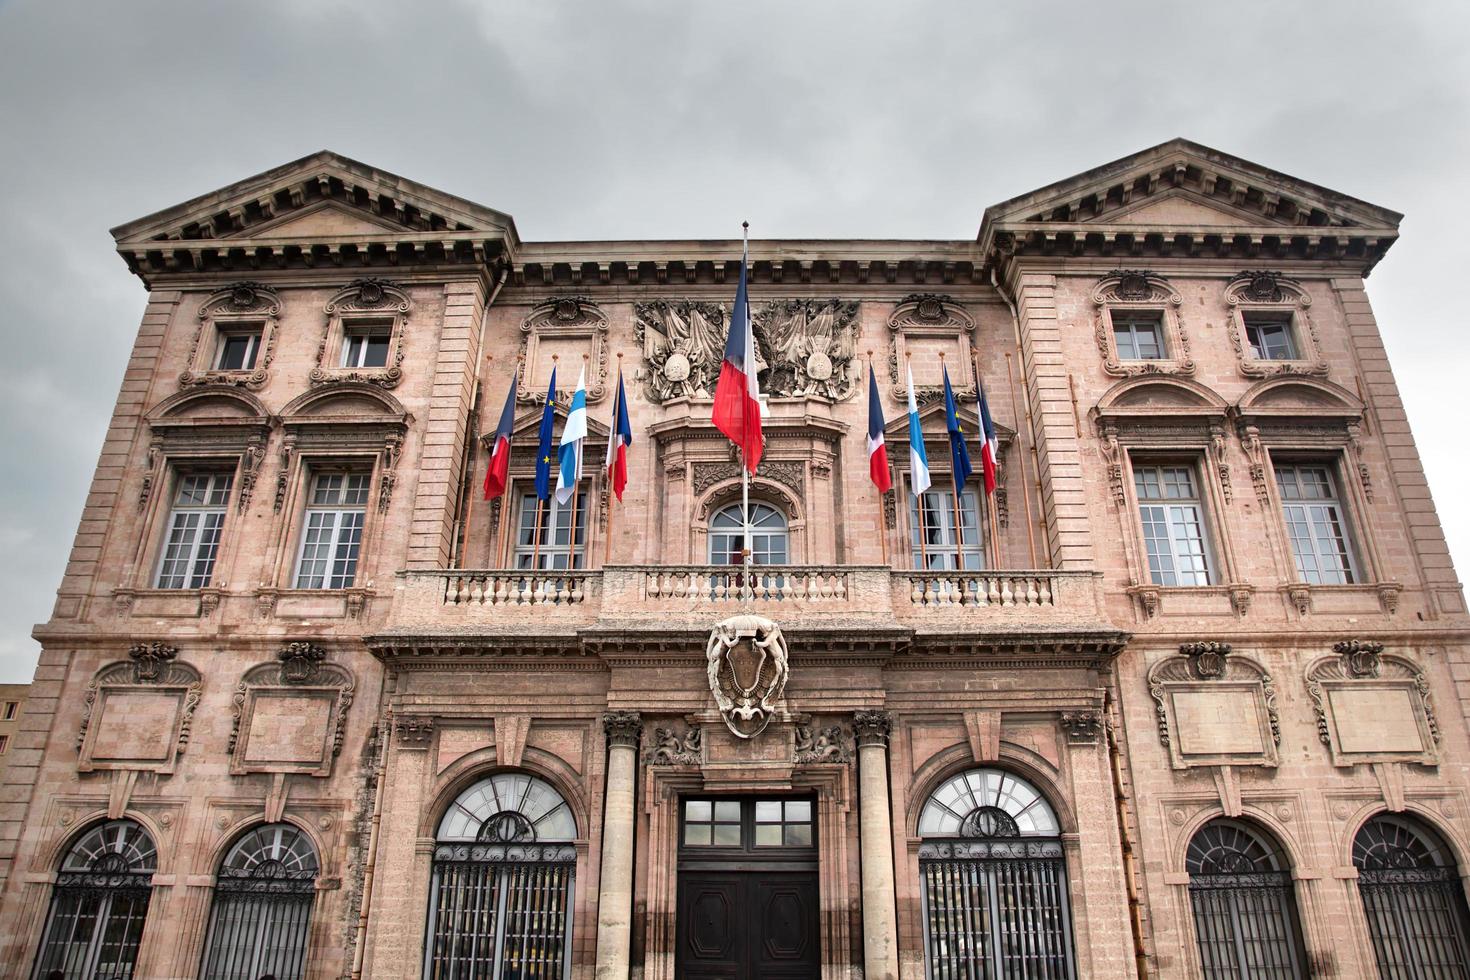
[
  {"xmin": 939, "ymin": 352, "xmax": 966, "ymax": 572},
  {"xmin": 1005, "ymin": 353, "xmax": 1038, "ymax": 567},
  {"xmin": 568, "ymin": 353, "xmax": 588, "ymax": 570},
  {"xmin": 972, "ymin": 348, "xmax": 995, "ymax": 569},
  {"xmin": 740, "ymin": 222, "xmax": 753, "ymax": 601},
  {"xmin": 604, "ymin": 353, "xmax": 622, "ymax": 567},
  {"xmin": 459, "ymin": 352, "xmax": 489, "ymax": 571},
  {"xmin": 907, "ymin": 352, "xmax": 928, "ymax": 571},
  {"xmin": 496, "ymin": 354, "xmax": 524, "ymax": 567},
  {"xmin": 532, "ymin": 354, "xmax": 559, "ymax": 572},
  {"xmin": 868, "ymin": 350, "xmax": 889, "ymax": 567}
]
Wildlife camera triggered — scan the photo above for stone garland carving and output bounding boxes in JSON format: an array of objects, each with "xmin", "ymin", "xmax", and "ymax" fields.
[
  {"xmin": 310, "ymin": 279, "xmax": 412, "ymax": 389},
  {"xmin": 273, "ymin": 433, "xmax": 297, "ymax": 513},
  {"xmin": 1149, "ymin": 648, "xmax": 1280, "ymax": 751},
  {"xmin": 229, "ymin": 645, "xmax": 355, "ymax": 759},
  {"xmin": 180, "ymin": 283, "xmax": 282, "ymax": 390},
  {"xmin": 1059, "ymin": 712, "xmax": 1102, "ymax": 744},
  {"xmin": 994, "ymin": 487, "xmax": 1008, "ymax": 529},
  {"xmin": 1306, "ymin": 642, "xmax": 1441, "ymax": 750},
  {"xmin": 1091, "ymin": 271, "xmax": 1195, "ymax": 378},
  {"xmin": 692, "ymin": 459, "xmax": 805, "ymax": 500},
  {"xmin": 1224, "ymin": 271, "xmax": 1328, "ymax": 379},
  {"xmin": 378, "ymin": 431, "xmax": 403, "ymax": 515},
  {"xmin": 794, "ymin": 723, "xmax": 853, "ymax": 764},
  {"xmin": 852, "ymin": 710, "xmax": 892, "ymax": 748},
  {"xmin": 636, "ymin": 298, "xmax": 860, "ymax": 404},
  {"xmin": 517, "ymin": 297, "xmax": 610, "ymax": 404},
  {"xmin": 645, "ymin": 725, "xmax": 703, "ymax": 766},
  {"xmin": 77, "ymin": 643, "xmax": 202, "ymax": 756},
  {"xmin": 886, "ymin": 294, "xmax": 976, "ymax": 404},
  {"xmin": 707, "ymin": 616, "xmax": 789, "ymax": 739}
]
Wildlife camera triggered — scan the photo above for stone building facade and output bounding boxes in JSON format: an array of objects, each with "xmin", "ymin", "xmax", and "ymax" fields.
[{"xmin": 0, "ymin": 139, "xmax": 1465, "ymax": 979}]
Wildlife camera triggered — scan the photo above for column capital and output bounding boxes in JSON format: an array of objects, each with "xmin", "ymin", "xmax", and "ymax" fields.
[
  {"xmin": 603, "ymin": 710, "xmax": 643, "ymax": 748},
  {"xmin": 853, "ymin": 709, "xmax": 891, "ymax": 748}
]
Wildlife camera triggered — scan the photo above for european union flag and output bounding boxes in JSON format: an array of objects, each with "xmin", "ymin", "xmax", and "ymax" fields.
[
  {"xmin": 942, "ymin": 364, "xmax": 973, "ymax": 492},
  {"xmin": 534, "ymin": 366, "xmax": 558, "ymax": 500}
]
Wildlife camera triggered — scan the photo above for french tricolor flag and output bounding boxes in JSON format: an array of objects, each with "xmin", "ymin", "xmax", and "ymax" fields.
[
  {"xmin": 867, "ymin": 362, "xmax": 891, "ymax": 493},
  {"xmin": 978, "ymin": 379, "xmax": 999, "ymax": 495},
  {"xmin": 712, "ymin": 238, "xmax": 763, "ymax": 473},
  {"xmin": 604, "ymin": 368, "xmax": 632, "ymax": 501},
  {"xmin": 481, "ymin": 372, "xmax": 518, "ymax": 500}
]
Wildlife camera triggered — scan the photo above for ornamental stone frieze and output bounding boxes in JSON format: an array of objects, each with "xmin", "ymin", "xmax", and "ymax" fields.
[
  {"xmin": 705, "ymin": 615, "xmax": 790, "ymax": 739},
  {"xmin": 644, "ymin": 724, "xmax": 703, "ymax": 766},
  {"xmin": 635, "ymin": 298, "xmax": 859, "ymax": 403},
  {"xmin": 794, "ymin": 722, "xmax": 853, "ymax": 764},
  {"xmin": 310, "ymin": 278, "xmax": 412, "ymax": 389},
  {"xmin": 886, "ymin": 293, "xmax": 977, "ymax": 404}
]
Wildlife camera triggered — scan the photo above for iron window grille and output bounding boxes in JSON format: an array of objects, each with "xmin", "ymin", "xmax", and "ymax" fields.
[
  {"xmin": 425, "ymin": 773, "xmax": 577, "ymax": 980},
  {"xmin": 918, "ymin": 768, "xmax": 1076, "ymax": 980},
  {"xmin": 200, "ymin": 823, "xmax": 319, "ymax": 980},
  {"xmin": 1185, "ymin": 820, "xmax": 1308, "ymax": 979},
  {"xmin": 1354, "ymin": 814, "xmax": 1470, "ymax": 978},
  {"xmin": 31, "ymin": 819, "xmax": 157, "ymax": 980}
]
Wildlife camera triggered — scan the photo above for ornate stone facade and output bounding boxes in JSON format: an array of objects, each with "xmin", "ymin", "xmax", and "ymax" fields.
[{"xmin": 0, "ymin": 139, "xmax": 1465, "ymax": 980}]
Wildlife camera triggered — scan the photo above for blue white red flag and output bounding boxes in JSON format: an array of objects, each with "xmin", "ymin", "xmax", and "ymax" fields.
[
  {"xmin": 977, "ymin": 379, "xmax": 999, "ymax": 495},
  {"xmin": 533, "ymin": 366, "xmax": 558, "ymax": 501},
  {"xmin": 712, "ymin": 239, "xmax": 763, "ymax": 473},
  {"xmin": 867, "ymin": 362, "xmax": 891, "ymax": 493},
  {"xmin": 906, "ymin": 364, "xmax": 930, "ymax": 496},
  {"xmin": 482, "ymin": 369, "xmax": 518, "ymax": 500},
  {"xmin": 555, "ymin": 366, "xmax": 587, "ymax": 505},
  {"xmin": 942, "ymin": 364, "xmax": 973, "ymax": 493},
  {"xmin": 604, "ymin": 368, "xmax": 633, "ymax": 501}
]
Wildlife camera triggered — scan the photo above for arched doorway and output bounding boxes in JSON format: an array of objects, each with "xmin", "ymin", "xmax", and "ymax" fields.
[
  {"xmin": 916, "ymin": 767, "xmax": 1076, "ymax": 978},
  {"xmin": 1185, "ymin": 818, "xmax": 1307, "ymax": 978},
  {"xmin": 423, "ymin": 771, "xmax": 578, "ymax": 979},
  {"xmin": 200, "ymin": 823, "xmax": 320, "ymax": 979},
  {"xmin": 31, "ymin": 819, "xmax": 157, "ymax": 979},
  {"xmin": 1354, "ymin": 813, "xmax": 1470, "ymax": 977}
]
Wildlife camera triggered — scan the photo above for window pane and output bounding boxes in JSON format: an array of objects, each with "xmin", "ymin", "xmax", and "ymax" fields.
[
  {"xmin": 713, "ymin": 801, "xmax": 740, "ymax": 822},
  {"xmin": 684, "ymin": 823, "xmax": 711, "ymax": 846},
  {"xmin": 712, "ymin": 822, "xmax": 742, "ymax": 846},
  {"xmin": 755, "ymin": 801, "xmax": 781, "ymax": 823},
  {"xmin": 217, "ymin": 332, "xmax": 259, "ymax": 370},
  {"xmin": 785, "ymin": 824, "xmax": 813, "ymax": 847},
  {"xmin": 755, "ymin": 824, "xmax": 782, "ymax": 847},
  {"xmin": 686, "ymin": 801, "xmax": 711, "ymax": 822}
]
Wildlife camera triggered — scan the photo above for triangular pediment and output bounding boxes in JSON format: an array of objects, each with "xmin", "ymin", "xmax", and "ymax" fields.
[
  {"xmin": 112, "ymin": 150, "xmax": 520, "ymax": 250},
  {"xmin": 883, "ymin": 400, "xmax": 1014, "ymax": 445},
  {"xmin": 982, "ymin": 138, "xmax": 1401, "ymax": 238}
]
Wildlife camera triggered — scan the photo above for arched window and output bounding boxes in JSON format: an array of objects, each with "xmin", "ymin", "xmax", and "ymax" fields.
[
  {"xmin": 1186, "ymin": 819, "xmax": 1307, "ymax": 978},
  {"xmin": 708, "ymin": 502, "xmax": 788, "ymax": 566},
  {"xmin": 32, "ymin": 819, "xmax": 157, "ymax": 979},
  {"xmin": 1353, "ymin": 813, "xmax": 1470, "ymax": 976},
  {"xmin": 917, "ymin": 768, "xmax": 1075, "ymax": 979},
  {"xmin": 200, "ymin": 823, "xmax": 319, "ymax": 980},
  {"xmin": 425, "ymin": 772, "xmax": 577, "ymax": 979}
]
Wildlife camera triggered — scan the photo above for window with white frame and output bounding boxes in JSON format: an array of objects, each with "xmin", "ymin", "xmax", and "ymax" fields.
[
  {"xmin": 1275, "ymin": 463, "xmax": 1358, "ymax": 585},
  {"xmin": 1111, "ymin": 310, "xmax": 1167, "ymax": 360},
  {"xmin": 513, "ymin": 487, "xmax": 589, "ymax": 569},
  {"xmin": 1244, "ymin": 312, "xmax": 1299, "ymax": 361},
  {"xmin": 155, "ymin": 472, "xmax": 233, "ymax": 589},
  {"xmin": 909, "ymin": 485, "xmax": 985, "ymax": 570},
  {"xmin": 708, "ymin": 502, "xmax": 788, "ymax": 566},
  {"xmin": 214, "ymin": 325, "xmax": 263, "ymax": 371},
  {"xmin": 4, "ymin": 700, "xmax": 20, "ymax": 720},
  {"xmin": 294, "ymin": 471, "xmax": 370, "ymax": 589},
  {"xmin": 1134, "ymin": 463, "xmax": 1214, "ymax": 586},
  {"xmin": 340, "ymin": 319, "xmax": 392, "ymax": 369}
]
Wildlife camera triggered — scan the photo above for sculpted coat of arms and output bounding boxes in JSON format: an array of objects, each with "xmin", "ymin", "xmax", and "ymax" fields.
[
  {"xmin": 635, "ymin": 299, "xmax": 859, "ymax": 403},
  {"xmin": 705, "ymin": 614, "xmax": 790, "ymax": 739}
]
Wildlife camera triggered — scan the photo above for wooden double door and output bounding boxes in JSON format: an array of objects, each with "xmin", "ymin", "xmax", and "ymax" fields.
[{"xmin": 675, "ymin": 798, "xmax": 820, "ymax": 980}]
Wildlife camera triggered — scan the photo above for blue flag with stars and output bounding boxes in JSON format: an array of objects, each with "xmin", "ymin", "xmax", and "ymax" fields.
[
  {"xmin": 534, "ymin": 366, "xmax": 558, "ymax": 500},
  {"xmin": 942, "ymin": 364, "xmax": 973, "ymax": 492}
]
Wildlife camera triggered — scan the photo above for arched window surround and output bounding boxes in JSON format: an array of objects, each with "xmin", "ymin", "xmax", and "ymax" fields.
[
  {"xmin": 693, "ymin": 481, "xmax": 806, "ymax": 565},
  {"xmin": 905, "ymin": 746, "xmax": 1077, "ymax": 841},
  {"xmin": 199, "ymin": 821, "xmax": 322, "ymax": 980}
]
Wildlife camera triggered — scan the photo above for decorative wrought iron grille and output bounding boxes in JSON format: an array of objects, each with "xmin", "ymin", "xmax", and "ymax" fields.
[
  {"xmin": 1354, "ymin": 815, "xmax": 1470, "ymax": 979},
  {"xmin": 200, "ymin": 823, "xmax": 320, "ymax": 980},
  {"xmin": 31, "ymin": 819, "xmax": 157, "ymax": 980},
  {"xmin": 1186, "ymin": 820, "xmax": 1306, "ymax": 979},
  {"xmin": 424, "ymin": 773, "xmax": 578, "ymax": 979},
  {"xmin": 918, "ymin": 769, "xmax": 1076, "ymax": 980}
]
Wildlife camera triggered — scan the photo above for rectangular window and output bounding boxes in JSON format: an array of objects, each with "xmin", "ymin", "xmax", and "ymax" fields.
[
  {"xmin": 0, "ymin": 734, "xmax": 8, "ymax": 755},
  {"xmin": 214, "ymin": 327, "xmax": 262, "ymax": 371},
  {"xmin": 513, "ymin": 488, "xmax": 589, "ymax": 570},
  {"xmin": 1134, "ymin": 463, "xmax": 1214, "ymax": 586},
  {"xmin": 754, "ymin": 799, "xmax": 814, "ymax": 847},
  {"xmin": 1112, "ymin": 311, "xmax": 1166, "ymax": 360},
  {"xmin": 2, "ymin": 702, "xmax": 16, "ymax": 721},
  {"xmin": 1244, "ymin": 313, "xmax": 1299, "ymax": 360},
  {"xmin": 683, "ymin": 800, "xmax": 742, "ymax": 847},
  {"xmin": 294, "ymin": 471, "xmax": 370, "ymax": 589},
  {"xmin": 1276, "ymin": 463, "xmax": 1357, "ymax": 585},
  {"xmin": 341, "ymin": 320, "xmax": 392, "ymax": 369},
  {"xmin": 155, "ymin": 472, "xmax": 233, "ymax": 589},
  {"xmin": 909, "ymin": 486, "xmax": 985, "ymax": 570}
]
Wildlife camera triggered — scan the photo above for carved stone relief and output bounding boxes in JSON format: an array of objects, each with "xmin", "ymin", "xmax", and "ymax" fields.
[
  {"xmin": 1307, "ymin": 642, "xmax": 1440, "ymax": 767},
  {"xmin": 886, "ymin": 294, "xmax": 976, "ymax": 404},
  {"xmin": 794, "ymin": 722, "xmax": 853, "ymax": 764},
  {"xmin": 706, "ymin": 615, "xmax": 789, "ymax": 739},
  {"xmin": 310, "ymin": 279, "xmax": 412, "ymax": 389},
  {"xmin": 77, "ymin": 642, "xmax": 202, "ymax": 775},
  {"xmin": 1148, "ymin": 646, "xmax": 1279, "ymax": 770},
  {"xmin": 645, "ymin": 725, "xmax": 703, "ymax": 766},
  {"xmin": 1224, "ymin": 271, "xmax": 1328, "ymax": 379},
  {"xmin": 181, "ymin": 283, "xmax": 282, "ymax": 390},
  {"xmin": 518, "ymin": 297, "xmax": 610, "ymax": 404},
  {"xmin": 1091, "ymin": 271, "xmax": 1195, "ymax": 378},
  {"xmin": 229, "ymin": 643, "xmax": 355, "ymax": 776}
]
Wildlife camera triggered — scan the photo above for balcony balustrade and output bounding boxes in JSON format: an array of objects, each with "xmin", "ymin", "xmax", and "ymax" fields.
[{"xmin": 386, "ymin": 565, "xmax": 1105, "ymax": 633}]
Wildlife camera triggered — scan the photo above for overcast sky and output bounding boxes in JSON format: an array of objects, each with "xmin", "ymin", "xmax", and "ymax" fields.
[{"xmin": 0, "ymin": 1, "xmax": 1466, "ymax": 681}]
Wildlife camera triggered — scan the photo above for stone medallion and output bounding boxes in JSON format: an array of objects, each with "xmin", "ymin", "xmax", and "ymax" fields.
[{"xmin": 706, "ymin": 614, "xmax": 789, "ymax": 739}]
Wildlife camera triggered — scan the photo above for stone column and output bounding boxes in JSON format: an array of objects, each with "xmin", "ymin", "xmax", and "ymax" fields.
[
  {"xmin": 595, "ymin": 710, "xmax": 642, "ymax": 980},
  {"xmin": 855, "ymin": 709, "xmax": 900, "ymax": 980}
]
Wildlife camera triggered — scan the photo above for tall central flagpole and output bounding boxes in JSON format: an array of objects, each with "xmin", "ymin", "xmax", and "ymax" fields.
[
  {"xmin": 604, "ymin": 352, "xmax": 623, "ymax": 566},
  {"xmin": 741, "ymin": 222, "xmax": 753, "ymax": 600},
  {"xmin": 907, "ymin": 352, "xmax": 928, "ymax": 570},
  {"xmin": 940, "ymin": 352, "xmax": 966, "ymax": 571},
  {"xmin": 868, "ymin": 350, "xmax": 889, "ymax": 567}
]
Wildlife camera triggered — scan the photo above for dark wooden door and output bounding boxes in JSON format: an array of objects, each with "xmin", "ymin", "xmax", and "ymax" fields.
[{"xmin": 677, "ymin": 871, "xmax": 819, "ymax": 980}]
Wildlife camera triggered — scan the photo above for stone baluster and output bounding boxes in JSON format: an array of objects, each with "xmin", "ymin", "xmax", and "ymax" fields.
[
  {"xmin": 595, "ymin": 710, "xmax": 642, "ymax": 980},
  {"xmin": 854, "ymin": 709, "xmax": 900, "ymax": 980}
]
